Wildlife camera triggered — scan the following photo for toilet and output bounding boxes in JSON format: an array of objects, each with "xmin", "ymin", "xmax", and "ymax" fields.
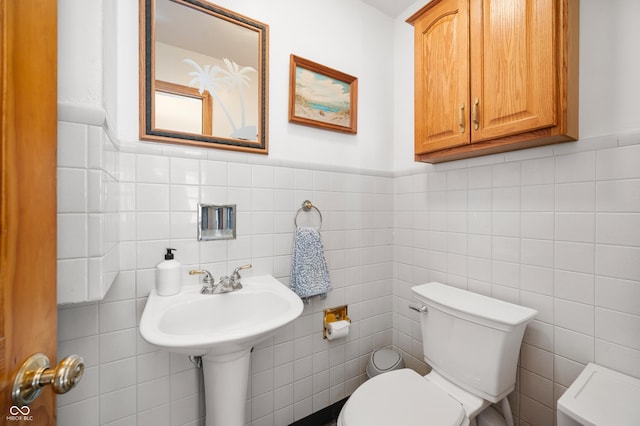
[
  {"xmin": 557, "ymin": 363, "xmax": 640, "ymax": 426},
  {"xmin": 338, "ymin": 282, "xmax": 537, "ymax": 426}
]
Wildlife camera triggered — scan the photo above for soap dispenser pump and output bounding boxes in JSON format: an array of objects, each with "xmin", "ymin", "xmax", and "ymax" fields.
[{"xmin": 156, "ymin": 248, "xmax": 181, "ymax": 296}]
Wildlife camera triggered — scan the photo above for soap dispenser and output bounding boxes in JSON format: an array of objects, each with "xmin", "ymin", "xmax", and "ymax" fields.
[{"xmin": 156, "ymin": 248, "xmax": 181, "ymax": 296}]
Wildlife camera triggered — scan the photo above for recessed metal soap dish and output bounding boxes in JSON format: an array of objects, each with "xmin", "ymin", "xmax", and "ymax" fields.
[{"xmin": 198, "ymin": 203, "xmax": 236, "ymax": 241}]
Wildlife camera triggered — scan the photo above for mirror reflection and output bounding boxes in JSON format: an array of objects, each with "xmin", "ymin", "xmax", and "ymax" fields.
[{"xmin": 140, "ymin": 0, "xmax": 268, "ymax": 153}]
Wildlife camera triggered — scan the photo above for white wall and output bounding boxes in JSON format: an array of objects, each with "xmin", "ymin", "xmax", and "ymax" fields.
[
  {"xmin": 578, "ymin": 0, "xmax": 640, "ymax": 136},
  {"xmin": 58, "ymin": 0, "xmax": 103, "ymax": 107},
  {"xmin": 107, "ymin": 0, "xmax": 395, "ymax": 172}
]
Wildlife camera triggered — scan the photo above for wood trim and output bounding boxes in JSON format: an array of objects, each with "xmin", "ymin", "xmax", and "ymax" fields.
[
  {"xmin": 138, "ymin": 0, "xmax": 151, "ymax": 143},
  {"xmin": 154, "ymin": 80, "xmax": 213, "ymax": 136},
  {"xmin": 406, "ymin": 0, "xmax": 444, "ymax": 24},
  {"xmin": 0, "ymin": 1, "xmax": 6, "ymax": 374},
  {"xmin": 415, "ymin": 128, "xmax": 576, "ymax": 163},
  {"xmin": 561, "ymin": 0, "xmax": 580, "ymax": 140},
  {"xmin": 1, "ymin": 0, "xmax": 57, "ymax": 420}
]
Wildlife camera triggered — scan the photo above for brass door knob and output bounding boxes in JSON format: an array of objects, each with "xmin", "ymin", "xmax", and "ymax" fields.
[{"xmin": 12, "ymin": 353, "xmax": 84, "ymax": 406}]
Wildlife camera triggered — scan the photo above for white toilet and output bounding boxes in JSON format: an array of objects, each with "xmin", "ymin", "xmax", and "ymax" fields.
[
  {"xmin": 338, "ymin": 282, "xmax": 537, "ymax": 426},
  {"xmin": 557, "ymin": 363, "xmax": 640, "ymax": 426}
]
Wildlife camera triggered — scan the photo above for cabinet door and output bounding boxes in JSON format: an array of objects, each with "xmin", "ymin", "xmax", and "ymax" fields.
[
  {"xmin": 470, "ymin": 0, "xmax": 556, "ymax": 141},
  {"xmin": 412, "ymin": 0, "xmax": 470, "ymax": 154}
]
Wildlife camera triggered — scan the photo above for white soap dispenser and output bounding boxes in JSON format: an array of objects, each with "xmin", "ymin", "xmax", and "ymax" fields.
[{"xmin": 156, "ymin": 248, "xmax": 181, "ymax": 296}]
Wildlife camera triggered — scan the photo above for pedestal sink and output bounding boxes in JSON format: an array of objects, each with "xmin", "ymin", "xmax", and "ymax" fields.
[{"xmin": 140, "ymin": 274, "xmax": 303, "ymax": 426}]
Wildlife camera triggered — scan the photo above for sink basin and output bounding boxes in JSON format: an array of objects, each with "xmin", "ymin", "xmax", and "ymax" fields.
[
  {"xmin": 140, "ymin": 274, "xmax": 303, "ymax": 356},
  {"xmin": 140, "ymin": 274, "xmax": 304, "ymax": 426}
]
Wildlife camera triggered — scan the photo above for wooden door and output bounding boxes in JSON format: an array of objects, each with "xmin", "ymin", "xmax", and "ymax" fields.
[
  {"xmin": 408, "ymin": 0, "xmax": 470, "ymax": 155},
  {"xmin": 470, "ymin": 0, "xmax": 556, "ymax": 142},
  {"xmin": 1, "ymin": 0, "xmax": 58, "ymax": 423}
]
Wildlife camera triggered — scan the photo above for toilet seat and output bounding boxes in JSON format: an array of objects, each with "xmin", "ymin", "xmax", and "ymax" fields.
[{"xmin": 340, "ymin": 369, "xmax": 466, "ymax": 426}]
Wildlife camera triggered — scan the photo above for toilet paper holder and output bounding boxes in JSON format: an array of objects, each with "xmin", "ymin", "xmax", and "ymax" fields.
[{"xmin": 323, "ymin": 305, "xmax": 351, "ymax": 339}]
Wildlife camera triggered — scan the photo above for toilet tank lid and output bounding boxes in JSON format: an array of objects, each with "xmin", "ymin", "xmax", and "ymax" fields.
[
  {"xmin": 557, "ymin": 363, "xmax": 640, "ymax": 426},
  {"xmin": 411, "ymin": 282, "xmax": 537, "ymax": 326}
]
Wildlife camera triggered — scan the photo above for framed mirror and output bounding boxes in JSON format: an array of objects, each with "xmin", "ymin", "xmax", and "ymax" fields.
[{"xmin": 140, "ymin": 0, "xmax": 269, "ymax": 153}]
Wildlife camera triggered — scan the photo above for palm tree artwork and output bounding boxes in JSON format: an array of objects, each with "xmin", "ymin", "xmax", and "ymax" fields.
[{"xmin": 184, "ymin": 58, "xmax": 257, "ymax": 140}]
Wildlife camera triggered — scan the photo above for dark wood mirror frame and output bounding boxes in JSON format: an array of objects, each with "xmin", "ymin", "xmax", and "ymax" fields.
[{"xmin": 139, "ymin": 0, "xmax": 269, "ymax": 154}]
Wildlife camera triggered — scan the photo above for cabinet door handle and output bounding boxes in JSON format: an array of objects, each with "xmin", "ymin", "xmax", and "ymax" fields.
[
  {"xmin": 458, "ymin": 103, "xmax": 465, "ymax": 134},
  {"xmin": 472, "ymin": 98, "xmax": 480, "ymax": 130}
]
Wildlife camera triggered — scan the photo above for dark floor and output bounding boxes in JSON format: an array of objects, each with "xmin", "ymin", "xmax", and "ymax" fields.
[{"xmin": 289, "ymin": 397, "xmax": 346, "ymax": 426}]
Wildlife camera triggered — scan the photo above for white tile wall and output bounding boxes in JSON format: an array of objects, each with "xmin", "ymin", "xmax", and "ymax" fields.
[
  {"xmin": 393, "ymin": 134, "xmax": 640, "ymax": 426},
  {"xmin": 56, "ymin": 129, "xmax": 640, "ymax": 426},
  {"xmin": 58, "ymin": 142, "xmax": 395, "ymax": 425},
  {"xmin": 57, "ymin": 121, "xmax": 120, "ymax": 303}
]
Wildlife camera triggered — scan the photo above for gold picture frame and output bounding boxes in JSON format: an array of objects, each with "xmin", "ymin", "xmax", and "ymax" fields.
[{"xmin": 288, "ymin": 55, "xmax": 358, "ymax": 134}]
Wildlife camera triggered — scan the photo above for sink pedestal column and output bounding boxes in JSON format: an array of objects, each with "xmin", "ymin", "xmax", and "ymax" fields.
[{"xmin": 202, "ymin": 349, "xmax": 251, "ymax": 426}]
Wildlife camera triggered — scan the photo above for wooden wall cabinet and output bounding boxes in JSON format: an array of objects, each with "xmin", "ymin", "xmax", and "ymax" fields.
[{"xmin": 407, "ymin": 0, "xmax": 579, "ymax": 163}]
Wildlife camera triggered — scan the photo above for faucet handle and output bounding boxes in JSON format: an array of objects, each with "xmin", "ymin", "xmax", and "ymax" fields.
[
  {"xmin": 230, "ymin": 264, "xmax": 252, "ymax": 280},
  {"xmin": 189, "ymin": 269, "xmax": 214, "ymax": 284},
  {"xmin": 229, "ymin": 264, "xmax": 251, "ymax": 290}
]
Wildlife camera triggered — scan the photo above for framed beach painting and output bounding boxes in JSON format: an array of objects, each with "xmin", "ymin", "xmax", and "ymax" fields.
[{"xmin": 288, "ymin": 55, "xmax": 358, "ymax": 134}]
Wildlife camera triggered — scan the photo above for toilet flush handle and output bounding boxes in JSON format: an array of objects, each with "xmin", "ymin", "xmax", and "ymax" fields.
[{"xmin": 408, "ymin": 305, "xmax": 428, "ymax": 314}]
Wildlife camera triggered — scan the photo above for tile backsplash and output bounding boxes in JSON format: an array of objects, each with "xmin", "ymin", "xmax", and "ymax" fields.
[
  {"xmin": 392, "ymin": 134, "xmax": 640, "ymax": 425},
  {"xmin": 57, "ymin": 121, "xmax": 120, "ymax": 303},
  {"xmin": 57, "ymin": 124, "xmax": 640, "ymax": 425},
  {"xmin": 57, "ymin": 125, "xmax": 395, "ymax": 425}
]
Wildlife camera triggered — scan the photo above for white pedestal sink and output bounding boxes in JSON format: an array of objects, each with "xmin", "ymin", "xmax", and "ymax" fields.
[{"xmin": 140, "ymin": 275, "xmax": 304, "ymax": 426}]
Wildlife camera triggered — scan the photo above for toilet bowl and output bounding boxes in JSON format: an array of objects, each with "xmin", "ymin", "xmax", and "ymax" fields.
[{"xmin": 337, "ymin": 282, "xmax": 537, "ymax": 426}]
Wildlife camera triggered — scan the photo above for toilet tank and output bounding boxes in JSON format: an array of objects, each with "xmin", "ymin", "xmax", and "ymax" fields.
[{"xmin": 411, "ymin": 283, "xmax": 537, "ymax": 403}]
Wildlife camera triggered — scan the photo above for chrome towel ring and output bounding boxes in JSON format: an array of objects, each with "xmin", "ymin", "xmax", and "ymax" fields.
[{"xmin": 294, "ymin": 200, "xmax": 323, "ymax": 229}]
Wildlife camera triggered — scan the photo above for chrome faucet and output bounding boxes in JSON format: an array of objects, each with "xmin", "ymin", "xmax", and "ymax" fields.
[
  {"xmin": 215, "ymin": 264, "xmax": 252, "ymax": 293},
  {"xmin": 189, "ymin": 264, "xmax": 252, "ymax": 295},
  {"xmin": 229, "ymin": 263, "xmax": 252, "ymax": 289},
  {"xmin": 189, "ymin": 270, "xmax": 216, "ymax": 294}
]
